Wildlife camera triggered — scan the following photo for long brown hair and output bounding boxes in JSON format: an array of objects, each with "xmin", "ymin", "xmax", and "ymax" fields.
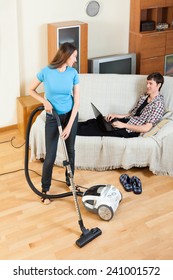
[{"xmin": 49, "ymin": 42, "xmax": 77, "ymax": 69}]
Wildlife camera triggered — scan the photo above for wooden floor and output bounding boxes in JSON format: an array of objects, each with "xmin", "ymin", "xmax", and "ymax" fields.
[{"xmin": 0, "ymin": 128, "xmax": 173, "ymax": 260}]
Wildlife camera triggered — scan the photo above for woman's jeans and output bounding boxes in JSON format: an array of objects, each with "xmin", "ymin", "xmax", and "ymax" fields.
[{"xmin": 42, "ymin": 111, "xmax": 78, "ymax": 192}]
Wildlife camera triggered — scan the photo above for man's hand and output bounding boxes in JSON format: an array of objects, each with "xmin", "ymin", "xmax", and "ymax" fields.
[
  {"xmin": 105, "ymin": 114, "xmax": 117, "ymax": 122},
  {"xmin": 112, "ymin": 121, "xmax": 126, "ymax": 129}
]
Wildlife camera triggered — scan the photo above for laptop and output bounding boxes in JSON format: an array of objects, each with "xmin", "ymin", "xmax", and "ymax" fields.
[{"xmin": 91, "ymin": 102, "xmax": 117, "ymax": 132}]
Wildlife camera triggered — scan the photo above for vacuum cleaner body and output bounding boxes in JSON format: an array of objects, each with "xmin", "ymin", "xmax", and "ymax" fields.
[{"xmin": 82, "ymin": 184, "xmax": 122, "ymax": 221}]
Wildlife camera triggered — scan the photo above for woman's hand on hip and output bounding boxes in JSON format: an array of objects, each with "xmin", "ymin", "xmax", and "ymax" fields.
[{"xmin": 43, "ymin": 100, "xmax": 53, "ymax": 114}]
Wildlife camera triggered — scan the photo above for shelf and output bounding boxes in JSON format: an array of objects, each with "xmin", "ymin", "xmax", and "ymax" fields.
[
  {"xmin": 141, "ymin": 0, "xmax": 171, "ymax": 9},
  {"xmin": 129, "ymin": 0, "xmax": 173, "ymax": 74},
  {"xmin": 47, "ymin": 21, "xmax": 88, "ymax": 73},
  {"xmin": 140, "ymin": 6, "xmax": 173, "ymax": 32},
  {"xmin": 140, "ymin": 28, "xmax": 173, "ymax": 34}
]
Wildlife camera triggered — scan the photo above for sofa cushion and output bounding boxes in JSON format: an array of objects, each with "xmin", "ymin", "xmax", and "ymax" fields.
[{"xmin": 143, "ymin": 110, "xmax": 173, "ymax": 137}]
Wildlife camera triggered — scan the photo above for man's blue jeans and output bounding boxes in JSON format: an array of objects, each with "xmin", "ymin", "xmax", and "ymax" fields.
[{"xmin": 41, "ymin": 111, "xmax": 78, "ymax": 192}]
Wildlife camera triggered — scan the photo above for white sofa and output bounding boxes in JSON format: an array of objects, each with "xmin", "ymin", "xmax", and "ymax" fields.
[{"xmin": 29, "ymin": 74, "xmax": 173, "ymax": 176}]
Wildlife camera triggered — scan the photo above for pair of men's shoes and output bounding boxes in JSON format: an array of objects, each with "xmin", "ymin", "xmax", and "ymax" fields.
[{"xmin": 119, "ymin": 174, "xmax": 142, "ymax": 194}]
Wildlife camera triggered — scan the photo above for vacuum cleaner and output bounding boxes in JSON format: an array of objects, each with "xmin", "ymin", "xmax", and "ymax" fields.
[
  {"xmin": 24, "ymin": 106, "xmax": 102, "ymax": 248},
  {"xmin": 82, "ymin": 184, "xmax": 122, "ymax": 221}
]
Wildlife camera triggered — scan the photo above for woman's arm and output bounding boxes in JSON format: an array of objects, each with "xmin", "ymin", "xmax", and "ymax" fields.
[{"xmin": 29, "ymin": 77, "xmax": 53, "ymax": 113}]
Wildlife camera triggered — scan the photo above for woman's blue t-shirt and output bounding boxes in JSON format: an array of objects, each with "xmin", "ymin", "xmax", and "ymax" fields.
[{"xmin": 37, "ymin": 66, "xmax": 79, "ymax": 114}]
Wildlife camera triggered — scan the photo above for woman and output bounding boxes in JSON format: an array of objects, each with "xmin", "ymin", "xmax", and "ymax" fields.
[{"xmin": 29, "ymin": 42, "xmax": 80, "ymax": 204}]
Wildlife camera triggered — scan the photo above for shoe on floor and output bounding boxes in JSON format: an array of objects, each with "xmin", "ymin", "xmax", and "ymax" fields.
[
  {"xmin": 131, "ymin": 176, "xmax": 142, "ymax": 194},
  {"xmin": 41, "ymin": 191, "xmax": 51, "ymax": 205},
  {"xmin": 119, "ymin": 174, "xmax": 133, "ymax": 192}
]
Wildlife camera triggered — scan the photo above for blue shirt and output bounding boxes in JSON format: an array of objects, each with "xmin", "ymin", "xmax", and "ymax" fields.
[{"xmin": 37, "ymin": 66, "xmax": 79, "ymax": 114}]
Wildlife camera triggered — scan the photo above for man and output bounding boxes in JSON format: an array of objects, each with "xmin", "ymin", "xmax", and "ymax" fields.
[{"xmin": 77, "ymin": 72, "xmax": 165, "ymax": 138}]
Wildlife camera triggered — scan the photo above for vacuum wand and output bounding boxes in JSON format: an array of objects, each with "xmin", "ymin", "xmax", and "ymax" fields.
[{"xmin": 54, "ymin": 111, "xmax": 102, "ymax": 248}]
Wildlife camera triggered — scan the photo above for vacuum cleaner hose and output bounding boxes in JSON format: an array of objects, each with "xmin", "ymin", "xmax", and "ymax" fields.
[{"xmin": 24, "ymin": 105, "xmax": 75, "ymax": 199}]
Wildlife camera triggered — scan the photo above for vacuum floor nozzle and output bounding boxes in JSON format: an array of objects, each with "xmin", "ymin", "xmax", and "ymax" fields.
[{"xmin": 76, "ymin": 227, "xmax": 102, "ymax": 248}]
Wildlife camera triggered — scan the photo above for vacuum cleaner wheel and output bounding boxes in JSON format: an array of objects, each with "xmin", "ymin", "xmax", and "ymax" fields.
[{"xmin": 98, "ymin": 204, "xmax": 113, "ymax": 221}]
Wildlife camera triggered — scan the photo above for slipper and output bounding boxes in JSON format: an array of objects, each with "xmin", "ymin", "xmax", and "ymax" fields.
[
  {"xmin": 131, "ymin": 176, "xmax": 142, "ymax": 194},
  {"xmin": 119, "ymin": 174, "xmax": 133, "ymax": 192}
]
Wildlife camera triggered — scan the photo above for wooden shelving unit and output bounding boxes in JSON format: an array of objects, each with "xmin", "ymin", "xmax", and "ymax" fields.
[
  {"xmin": 129, "ymin": 0, "xmax": 173, "ymax": 74},
  {"xmin": 47, "ymin": 21, "xmax": 88, "ymax": 73}
]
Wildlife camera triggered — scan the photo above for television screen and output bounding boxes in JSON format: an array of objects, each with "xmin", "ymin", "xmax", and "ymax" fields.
[
  {"xmin": 164, "ymin": 54, "xmax": 173, "ymax": 77},
  {"xmin": 88, "ymin": 53, "xmax": 136, "ymax": 74},
  {"xmin": 100, "ymin": 58, "xmax": 131, "ymax": 74}
]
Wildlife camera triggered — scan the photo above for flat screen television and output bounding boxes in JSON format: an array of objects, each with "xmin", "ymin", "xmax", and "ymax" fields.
[
  {"xmin": 88, "ymin": 53, "xmax": 136, "ymax": 74},
  {"xmin": 164, "ymin": 54, "xmax": 173, "ymax": 77}
]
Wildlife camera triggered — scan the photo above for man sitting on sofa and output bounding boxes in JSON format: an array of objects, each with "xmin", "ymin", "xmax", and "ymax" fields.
[{"xmin": 77, "ymin": 72, "xmax": 165, "ymax": 138}]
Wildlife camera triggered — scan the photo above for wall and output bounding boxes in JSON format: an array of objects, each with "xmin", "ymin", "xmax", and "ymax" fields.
[
  {"xmin": 0, "ymin": 0, "xmax": 130, "ymax": 128},
  {"xmin": 0, "ymin": 0, "xmax": 20, "ymax": 127}
]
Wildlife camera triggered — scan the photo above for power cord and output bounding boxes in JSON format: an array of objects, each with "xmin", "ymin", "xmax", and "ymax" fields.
[
  {"xmin": 0, "ymin": 168, "xmax": 66, "ymax": 184},
  {"xmin": 0, "ymin": 136, "xmax": 86, "ymax": 189},
  {"xmin": 0, "ymin": 168, "xmax": 86, "ymax": 189},
  {"xmin": 0, "ymin": 136, "xmax": 63, "ymax": 182},
  {"xmin": 0, "ymin": 136, "xmax": 25, "ymax": 148}
]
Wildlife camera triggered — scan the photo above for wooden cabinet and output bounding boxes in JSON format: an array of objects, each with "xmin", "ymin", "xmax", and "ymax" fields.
[
  {"xmin": 166, "ymin": 32, "xmax": 173, "ymax": 53},
  {"xmin": 48, "ymin": 21, "xmax": 88, "ymax": 73},
  {"xmin": 140, "ymin": 33, "xmax": 166, "ymax": 59},
  {"xmin": 129, "ymin": 0, "xmax": 173, "ymax": 75},
  {"xmin": 140, "ymin": 0, "xmax": 165, "ymax": 9},
  {"xmin": 140, "ymin": 57, "xmax": 165, "ymax": 75},
  {"xmin": 17, "ymin": 94, "xmax": 44, "ymax": 138},
  {"xmin": 166, "ymin": 0, "xmax": 173, "ymax": 5}
]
